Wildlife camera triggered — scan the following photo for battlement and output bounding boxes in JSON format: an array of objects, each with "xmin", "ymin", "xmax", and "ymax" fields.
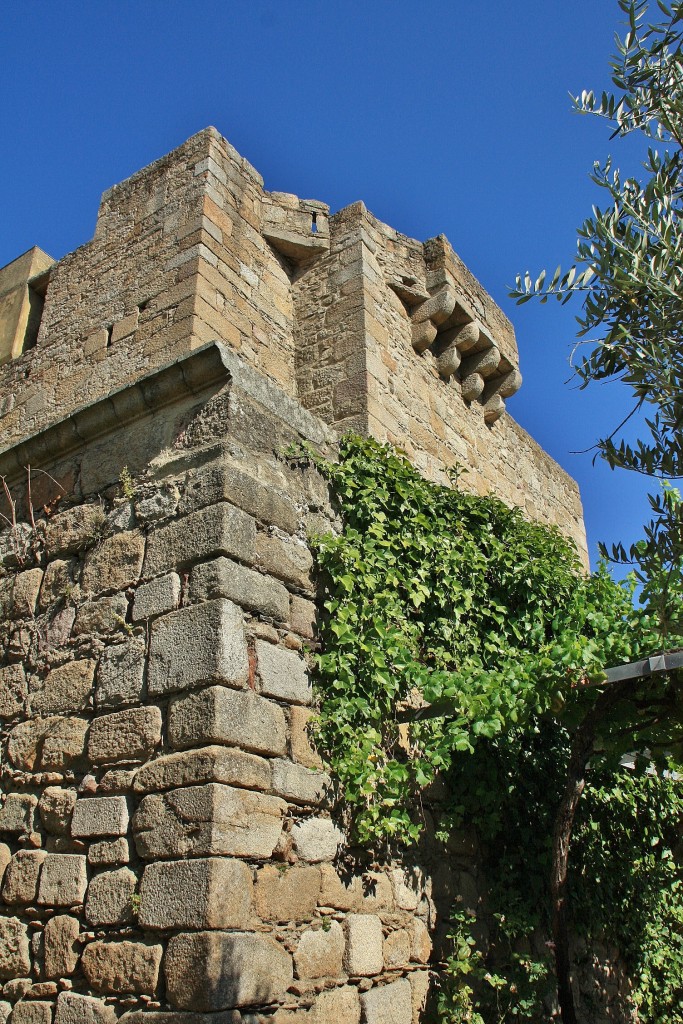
[{"xmin": 0, "ymin": 127, "xmax": 585, "ymax": 556}]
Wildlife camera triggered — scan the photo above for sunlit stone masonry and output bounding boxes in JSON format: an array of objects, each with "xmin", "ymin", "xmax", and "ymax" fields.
[{"xmin": 0, "ymin": 128, "xmax": 590, "ymax": 1024}]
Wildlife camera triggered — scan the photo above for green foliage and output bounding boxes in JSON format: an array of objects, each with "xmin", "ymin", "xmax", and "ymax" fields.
[
  {"xmin": 309, "ymin": 434, "xmax": 683, "ymax": 1021},
  {"xmin": 511, "ymin": 0, "xmax": 683, "ymax": 632}
]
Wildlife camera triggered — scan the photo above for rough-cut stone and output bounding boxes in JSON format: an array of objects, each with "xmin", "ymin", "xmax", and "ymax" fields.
[
  {"xmin": 9, "ymin": 568, "xmax": 43, "ymax": 618},
  {"xmin": 54, "ymin": 992, "xmax": 116, "ymax": 1024},
  {"xmin": 71, "ymin": 796, "xmax": 129, "ymax": 837},
  {"xmin": 308, "ymin": 987, "xmax": 361, "ymax": 1024},
  {"xmin": 0, "ymin": 1001, "xmax": 9, "ymax": 1024},
  {"xmin": 43, "ymin": 915, "xmax": 80, "ymax": 979},
  {"xmin": 180, "ymin": 462, "xmax": 299, "ymax": 534},
  {"xmin": 81, "ymin": 530, "xmax": 145, "ymax": 596},
  {"xmin": 190, "ymin": 557, "xmax": 289, "ymax": 621},
  {"xmin": 294, "ymin": 922, "xmax": 344, "ymax": 979},
  {"xmin": 343, "ymin": 914, "xmax": 383, "ymax": 976},
  {"xmin": 8, "ymin": 716, "xmax": 89, "ymax": 771},
  {"xmin": 133, "ymin": 783, "xmax": 285, "ymax": 860},
  {"xmin": 271, "ymin": 760, "xmax": 329, "ymax": 806},
  {"xmin": 0, "ymin": 792, "xmax": 37, "ymax": 835},
  {"xmin": 88, "ymin": 706, "xmax": 162, "ymax": 763},
  {"xmin": 38, "ymin": 787, "xmax": 76, "ymax": 835},
  {"xmin": 164, "ymin": 931, "xmax": 293, "ymax": 1011},
  {"xmin": 256, "ymin": 641, "xmax": 311, "ymax": 705},
  {"xmin": 88, "ymin": 838, "xmax": 129, "ymax": 867},
  {"xmin": 37, "ymin": 854, "xmax": 88, "ymax": 907},
  {"xmin": 288, "ymin": 595, "xmax": 316, "ymax": 640},
  {"xmin": 254, "ymin": 865, "xmax": 321, "ymax": 922},
  {"xmin": 43, "ymin": 505, "xmax": 107, "ymax": 558},
  {"xmin": 81, "ymin": 940, "xmax": 163, "ymax": 995},
  {"xmin": 82, "ymin": 868, "xmax": 135, "ymax": 925},
  {"xmin": 168, "ymin": 685, "xmax": 286, "ymax": 757},
  {"xmin": 289, "ymin": 706, "xmax": 323, "ymax": 769},
  {"xmin": 409, "ymin": 970, "xmax": 430, "ymax": 1024},
  {"xmin": 134, "ymin": 745, "xmax": 271, "ymax": 795},
  {"xmin": 1, "ymin": 850, "xmax": 46, "ymax": 904},
  {"xmin": 255, "ymin": 532, "xmax": 314, "ymax": 590},
  {"xmin": 38, "ymin": 559, "xmax": 74, "ymax": 611},
  {"xmin": 143, "ymin": 503, "xmax": 256, "ymax": 577},
  {"xmin": 319, "ymin": 864, "xmax": 363, "ymax": 911},
  {"xmin": 409, "ymin": 918, "xmax": 432, "ymax": 963},
  {"xmin": 389, "ymin": 867, "xmax": 423, "ymax": 911},
  {"xmin": 0, "ymin": 916, "xmax": 31, "ymax": 979},
  {"xmin": 11, "ymin": 1002, "xmax": 53, "ymax": 1024},
  {"xmin": 148, "ymin": 599, "xmax": 248, "ymax": 696},
  {"xmin": 361, "ymin": 872, "xmax": 395, "ymax": 913},
  {"xmin": 95, "ymin": 639, "xmax": 145, "ymax": 708},
  {"xmin": 29, "ymin": 659, "xmax": 95, "ymax": 715},
  {"xmin": 0, "ymin": 843, "xmax": 10, "ymax": 885},
  {"xmin": 383, "ymin": 928, "xmax": 411, "ymax": 968},
  {"xmin": 0, "ymin": 663, "xmax": 27, "ymax": 718},
  {"xmin": 292, "ymin": 817, "xmax": 342, "ymax": 862},
  {"xmin": 72, "ymin": 594, "xmax": 128, "ymax": 635},
  {"xmin": 139, "ymin": 858, "xmax": 253, "ymax": 930},
  {"xmin": 360, "ymin": 979, "xmax": 412, "ymax": 1024},
  {"xmin": 132, "ymin": 573, "xmax": 181, "ymax": 620}
]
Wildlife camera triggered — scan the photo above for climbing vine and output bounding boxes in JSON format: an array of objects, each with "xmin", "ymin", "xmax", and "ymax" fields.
[{"xmin": 307, "ymin": 435, "xmax": 683, "ymax": 1022}]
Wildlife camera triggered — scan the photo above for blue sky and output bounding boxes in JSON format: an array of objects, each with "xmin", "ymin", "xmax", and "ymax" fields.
[{"xmin": 0, "ymin": 1, "xmax": 658, "ymax": 570}]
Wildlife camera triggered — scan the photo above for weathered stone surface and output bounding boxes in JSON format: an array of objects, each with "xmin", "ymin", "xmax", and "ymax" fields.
[
  {"xmin": 8, "ymin": 716, "xmax": 88, "ymax": 771},
  {"xmin": 132, "ymin": 573, "xmax": 181, "ymax": 620},
  {"xmin": 95, "ymin": 639, "xmax": 145, "ymax": 708},
  {"xmin": 383, "ymin": 928, "xmax": 411, "ymax": 968},
  {"xmin": 148, "ymin": 599, "xmax": 248, "ymax": 696},
  {"xmin": 389, "ymin": 867, "xmax": 423, "ymax": 911},
  {"xmin": 81, "ymin": 940, "xmax": 163, "ymax": 995},
  {"xmin": 289, "ymin": 595, "xmax": 317, "ymax": 639},
  {"xmin": 38, "ymin": 559, "xmax": 74, "ymax": 611},
  {"xmin": 143, "ymin": 502, "xmax": 256, "ymax": 577},
  {"xmin": 72, "ymin": 594, "xmax": 129, "ymax": 635},
  {"xmin": 88, "ymin": 838, "xmax": 130, "ymax": 867},
  {"xmin": 88, "ymin": 706, "xmax": 162, "ymax": 763},
  {"xmin": 9, "ymin": 568, "xmax": 43, "ymax": 618},
  {"xmin": 343, "ymin": 914, "xmax": 383, "ymax": 976},
  {"xmin": 169, "ymin": 685, "xmax": 286, "ymax": 757},
  {"xmin": 134, "ymin": 745, "xmax": 271, "ymax": 795},
  {"xmin": 43, "ymin": 505, "xmax": 107, "ymax": 558},
  {"xmin": 84, "ymin": 867, "xmax": 137, "ymax": 925},
  {"xmin": 1, "ymin": 850, "xmax": 46, "ymax": 904},
  {"xmin": 82, "ymin": 531, "xmax": 145, "ymax": 596},
  {"xmin": 409, "ymin": 971, "xmax": 430, "ymax": 1024},
  {"xmin": 256, "ymin": 641, "xmax": 311, "ymax": 705},
  {"xmin": 38, "ymin": 787, "xmax": 76, "ymax": 835},
  {"xmin": 0, "ymin": 663, "xmax": 27, "ymax": 718},
  {"xmin": 0, "ymin": 916, "xmax": 30, "ymax": 979},
  {"xmin": 253, "ymin": 865, "xmax": 321, "ymax": 922},
  {"xmin": 289, "ymin": 706, "xmax": 323, "ymax": 770},
  {"xmin": 133, "ymin": 784, "xmax": 285, "ymax": 860},
  {"xmin": 255, "ymin": 532, "xmax": 314, "ymax": 590},
  {"xmin": 360, "ymin": 979, "xmax": 412, "ymax": 1024},
  {"xmin": 11, "ymin": 1001, "xmax": 52, "ymax": 1024},
  {"xmin": 292, "ymin": 817, "xmax": 342, "ymax": 862},
  {"xmin": 190, "ymin": 558, "xmax": 289, "ymax": 621},
  {"xmin": 308, "ymin": 986, "xmax": 361, "ymax": 1024},
  {"xmin": 361, "ymin": 872, "xmax": 394, "ymax": 913},
  {"xmin": 29, "ymin": 659, "xmax": 95, "ymax": 715},
  {"xmin": 71, "ymin": 796, "xmax": 129, "ymax": 838},
  {"xmin": 294, "ymin": 922, "xmax": 344, "ymax": 979},
  {"xmin": 409, "ymin": 918, "xmax": 432, "ymax": 963},
  {"xmin": 271, "ymin": 761, "xmax": 329, "ymax": 807},
  {"xmin": 0, "ymin": 1001, "xmax": 9, "ymax": 1024},
  {"xmin": 119, "ymin": 1015, "xmax": 239, "ymax": 1024},
  {"xmin": 0, "ymin": 792, "xmax": 37, "ymax": 835},
  {"xmin": 54, "ymin": 992, "xmax": 116, "ymax": 1024},
  {"xmin": 43, "ymin": 915, "xmax": 80, "ymax": 979},
  {"xmin": 37, "ymin": 854, "xmax": 88, "ymax": 907},
  {"xmin": 164, "ymin": 931, "xmax": 293, "ymax": 1011},
  {"xmin": 180, "ymin": 462, "xmax": 299, "ymax": 534},
  {"xmin": 0, "ymin": 843, "xmax": 10, "ymax": 885},
  {"xmin": 318, "ymin": 864, "xmax": 363, "ymax": 911},
  {"xmin": 139, "ymin": 857, "xmax": 253, "ymax": 930}
]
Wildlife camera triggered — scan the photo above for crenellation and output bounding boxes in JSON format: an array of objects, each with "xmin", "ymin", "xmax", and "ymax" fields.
[{"xmin": 0, "ymin": 128, "xmax": 613, "ymax": 1022}]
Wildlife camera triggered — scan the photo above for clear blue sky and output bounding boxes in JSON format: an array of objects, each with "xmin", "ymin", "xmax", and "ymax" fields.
[{"xmin": 0, "ymin": 1, "xmax": 657, "ymax": 570}]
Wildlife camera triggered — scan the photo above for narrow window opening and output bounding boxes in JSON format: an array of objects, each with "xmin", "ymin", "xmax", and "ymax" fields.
[
  {"xmin": 105, "ymin": 324, "xmax": 114, "ymax": 347},
  {"xmin": 311, "ymin": 213, "xmax": 318, "ymax": 234},
  {"xmin": 22, "ymin": 269, "xmax": 50, "ymax": 352}
]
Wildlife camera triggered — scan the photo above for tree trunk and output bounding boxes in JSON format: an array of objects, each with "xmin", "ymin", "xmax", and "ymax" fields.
[{"xmin": 550, "ymin": 682, "xmax": 627, "ymax": 1024}]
